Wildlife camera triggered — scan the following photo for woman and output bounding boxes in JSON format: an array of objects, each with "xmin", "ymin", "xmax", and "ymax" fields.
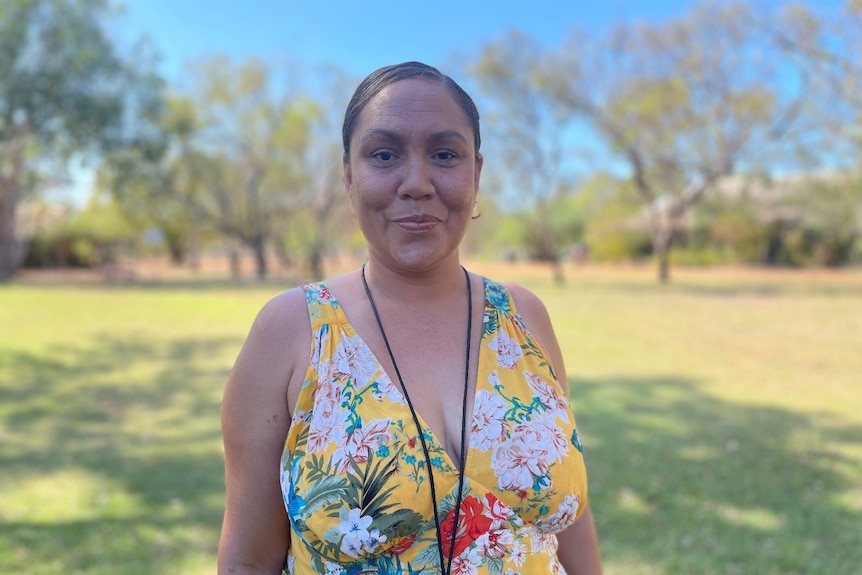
[{"xmin": 218, "ymin": 61, "xmax": 602, "ymax": 575}]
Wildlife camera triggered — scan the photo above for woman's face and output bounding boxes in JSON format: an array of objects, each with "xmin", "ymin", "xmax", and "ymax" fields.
[{"xmin": 344, "ymin": 78, "xmax": 483, "ymax": 274}]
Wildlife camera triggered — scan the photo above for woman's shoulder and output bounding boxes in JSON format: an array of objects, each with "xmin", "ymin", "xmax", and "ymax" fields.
[
  {"xmin": 496, "ymin": 280, "xmax": 550, "ymax": 322},
  {"xmin": 255, "ymin": 270, "xmax": 352, "ymax": 326},
  {"xmin": 254, "ymin": 285, "xmax": 312, "ymax": 336}
]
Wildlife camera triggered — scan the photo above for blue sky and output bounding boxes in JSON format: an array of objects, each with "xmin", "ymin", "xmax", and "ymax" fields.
[
  {"xmin": 118, "ymin": 0, "xmax": 717, "ymax": 83},
  {"xmin": 62, "ymin": 1, "xmax": 841, "ymax": 205}
]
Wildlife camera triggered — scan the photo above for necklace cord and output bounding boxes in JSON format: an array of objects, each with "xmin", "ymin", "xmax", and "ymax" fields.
[{"xmin": 361, "ymin": 265, "xmax": 472, "ymax": 575}]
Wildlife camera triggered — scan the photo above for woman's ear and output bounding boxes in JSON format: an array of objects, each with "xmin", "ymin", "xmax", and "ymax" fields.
[{"xmin": 343, "ymin": 157, "xmax": 353, "ymax": 198}]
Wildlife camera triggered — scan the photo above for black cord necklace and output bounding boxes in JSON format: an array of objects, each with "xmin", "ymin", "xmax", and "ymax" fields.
[{"xmin": 360, "ymin": 264, "xmax": 472, "ymax": 575}]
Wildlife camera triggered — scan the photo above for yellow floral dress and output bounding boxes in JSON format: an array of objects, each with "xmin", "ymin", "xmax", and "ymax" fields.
[{"xmin": 281, "ymin": 278, "xmax": 589, "ymax": 575}]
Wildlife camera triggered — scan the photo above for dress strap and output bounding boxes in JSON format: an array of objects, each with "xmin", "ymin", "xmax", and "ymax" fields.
[
  {"xmin": 300, "ymin": 282, "xmax": 345, "ymax": 330},
  {"xmin": 483, "ymin": 278, "xmax": 519, "ymax": 319}
]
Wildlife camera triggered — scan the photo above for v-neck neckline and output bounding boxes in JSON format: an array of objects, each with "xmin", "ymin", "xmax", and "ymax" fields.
[{"xmin": 326, "ymin": 276, "xmax": 490, "ymax": 476}]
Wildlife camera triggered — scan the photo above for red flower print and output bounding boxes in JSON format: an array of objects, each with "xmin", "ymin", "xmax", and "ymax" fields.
[
  {"xmin": 390, "ymin": 534, "xmax": 417, "ymax": 556},
  {"xmin": 439, "ymin": 496, "xmax": 493, "ymax": 558}
]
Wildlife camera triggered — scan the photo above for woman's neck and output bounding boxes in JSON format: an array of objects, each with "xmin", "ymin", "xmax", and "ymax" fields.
[{"xmin": 361, "ymin": 257, "xmax": 468, "ymax": 306}]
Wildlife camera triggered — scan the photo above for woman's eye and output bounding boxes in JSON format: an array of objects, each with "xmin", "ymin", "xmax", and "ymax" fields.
[
  {"xmin": 372, "ymin": 151, "xmax": 394, "ymax": 162},
  {"xmin": 434, "ymin": 151, "xmax": 456, "ymax": 161}
]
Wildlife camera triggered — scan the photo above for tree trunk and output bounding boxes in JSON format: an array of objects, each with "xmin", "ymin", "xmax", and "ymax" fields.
[
  {"xmin": 251, "ymin": 234, "xmax": 268, "ymax": 279},
  {"xmin": 653, "ymin": 228, "xmax": 673, "ymax": 284},
  {"xmin": 0, "ymin": 185, "xmax": 21, "ymax": 282},
  {"xmin": 0, "ymin": 131, "xmax": 27, "ymax": 283},
  {"xmin": 228, "ymin": 246, "xmax": 242, "ymax": 279},
  {"xmin": 550, "ymin": 257, "xmax": 565, "ymax": 286},
  {"xmin": 308, "ymin": 242, "xmax": 324, "ymax": 282}
]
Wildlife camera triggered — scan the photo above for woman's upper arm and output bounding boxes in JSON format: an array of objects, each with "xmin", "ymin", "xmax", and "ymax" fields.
[
  {"xmin": 507, "ymin": 282, "xmax": 603, "ymax": 574},
  {"xmin": 218, "ymin": 289, "xmax": 310, "ymax": 574},
  {"xmin": 556, "ymin": 503, "xmax": 603, "ymax": 575},
  {"xmin": 505, "ymin": 282, "xmax": 570, "ymax": 396}
]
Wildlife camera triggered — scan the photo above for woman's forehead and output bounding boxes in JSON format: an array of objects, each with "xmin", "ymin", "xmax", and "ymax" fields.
[{"xmin": 356, "ymin": 79, "xmax": 472, "ymax": 135}]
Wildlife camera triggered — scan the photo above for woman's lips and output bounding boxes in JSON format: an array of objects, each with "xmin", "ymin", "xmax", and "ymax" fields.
[{"xmin": 393, "ymin": 215, "xmax": 440, "ymax": 231}]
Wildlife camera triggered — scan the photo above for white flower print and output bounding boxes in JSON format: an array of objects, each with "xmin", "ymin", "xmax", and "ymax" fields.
[
  {"xmin": 311, "ymin": 328, "xmax": 330, "ymax": 369},
  {"xmin": 470, "ymin": 390, "xmax": 509, "ymax": 452},
  {"xmin": 532, "ymin": 411, "xmax": 570, "ymax": 465},
  {"xmin": 314, "ymin": 373, "xmax": 341, "ymax": 417},
  {"xmin": 337, "ymin": 508, "xmax": 387, "ymax": 559},
  {"xmin": 372, "ymin": 371, "xmax": 407, "ymax": 405},
  {"xmin": 451, "ymin": 548, "xmax": 481, "ymax": 575},
  {"xmin": 340, "ymin": 532, "xmax": 364, "ymax": 559},
  {"xmin": 291, "ymin": 408, "xmax": 308, "ymax": 427},
  {"xmin": 524, "ymin": 371, "xmax": 570, "ymax": 423},
  {"xmin": 535, "ymin": 494, "xmax": 581, "ymax": 534},
  {"xmin": 529, "ymin": 529, "xmax": 556, "ymax": 554},
  {"xmin": 483, "ymin": 493, "xmax": 514, "ymax": 530},
  {"xmin": 491, "ymin": 423, "xmax": 552, "ymax": 491},
  {"xmin": 332, "ymin": 335, "xmax": 379, "ymax": 388},
  {"xmin": 365, "ymin": 528, "xmax": 387, "ymax": 554},
  {"xmin": 509, "ymin": 540, "xmax": 527, "ymax": 567},
  {"xmin": 489, "ymin": 332, "xmax": 523, "ymax": 369},
  {"xmin": 324, "ymin": 560, "xmax": 344, "ymax": 575},
  {"xmin": 307, "ymin": 409, "xmax": 348, "ymax": 455},
  {"xmin": 332, "ymin": 418, "xmax": 392, "ymax": 473},
  {"xmin": 476, "ymin": 528, "xmax": 514, "ymax": 559}
]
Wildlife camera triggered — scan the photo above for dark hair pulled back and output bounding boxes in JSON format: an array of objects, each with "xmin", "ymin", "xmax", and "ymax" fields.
[{"xmin": 342, "ymin": 61, "xmax": 481, "ymax": 160}]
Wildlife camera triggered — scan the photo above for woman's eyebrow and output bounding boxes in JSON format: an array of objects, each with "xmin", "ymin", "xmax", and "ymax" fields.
[
  {"xmin": 361, "ymin": 128, "xmax": 469, "ymax": 145},
  {"xmin": 428, "ymin": 130, "xmax": 469, "ymax": 144},
  {"xmin": 361, "ymin": 128, "xmax": 403, "ymax": 144}
]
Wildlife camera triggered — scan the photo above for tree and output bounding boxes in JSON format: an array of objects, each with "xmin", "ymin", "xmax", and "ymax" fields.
[
  {"xmin": 497, "ymin": 2, "xmax": 814, "ymax": 282},
  {"xmin": 470, "ymin": 31, "xmax": 576, "ymax": 284},
  {"xmin": 101, "ymin": 95, "xmax": 208, "ymax": 266},
  {"xmin": 0, "ymin": 0, "xmax": 162, "ymax": 281},
  {"xmin": 275, "ymin": 65, "xmax": 355, "ymax": 281},
  {"xmin": 563, "ymin": 3, "xmax": 818, "ymax": 282},
  {"xmin": 188, "ymin": 56, "xmax": 313, "ymax": 279}
]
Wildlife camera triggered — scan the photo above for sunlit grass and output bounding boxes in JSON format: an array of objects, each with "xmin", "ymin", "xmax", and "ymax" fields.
[{"xmin": 2, "ymin": 263, "xmax": 860, "ymax": 574}]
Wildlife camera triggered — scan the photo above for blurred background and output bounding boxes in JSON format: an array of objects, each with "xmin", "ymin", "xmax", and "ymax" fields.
[
  {"xmin": 3, "ymin": 0, "xmax": 862, "ymax": 284},
  {"xmin": 1, "ymin": 1, "xmax": 860, "ymax": 574}
]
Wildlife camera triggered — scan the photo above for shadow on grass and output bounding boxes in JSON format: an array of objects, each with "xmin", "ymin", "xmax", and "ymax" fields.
[
  {"xmin": 0, "ymin": 333, "xmax": 240, "ymax": 574},
  {"xmin": 10, "ymin": 273, "xmax": 307, "ymax": 293},
  {"xmin": 574, "ymin": 278, "xmax": 862, "ymax": 299},
  {"xmin": 572, "ymin": 375, "xmax": 862, "ymax": 575},
  {"xmin": 4, "ymin": 334, "xmax": 861, "ymax": 574}
]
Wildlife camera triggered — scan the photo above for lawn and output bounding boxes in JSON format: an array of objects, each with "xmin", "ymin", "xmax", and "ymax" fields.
[{"xmin": 1, "ymin": 263, "xmax": 860, "ymax": 574}]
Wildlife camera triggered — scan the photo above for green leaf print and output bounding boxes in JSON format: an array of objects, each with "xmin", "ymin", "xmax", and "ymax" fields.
[
  {"xmin": 298, "ymin": 474, "xmax": 350, "ymax": 521},
  {"xmin": 372, "ymin": 508, "xmax": 425, "ymax": 540},
  {"xmin": 345, "ymin": 450, "xmax": 402, "ymax": 519}
]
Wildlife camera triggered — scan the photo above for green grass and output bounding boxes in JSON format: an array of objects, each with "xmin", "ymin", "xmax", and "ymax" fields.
[{"xmin": 2, "ymin": 265, "xmax": 861, "ymax": 574}]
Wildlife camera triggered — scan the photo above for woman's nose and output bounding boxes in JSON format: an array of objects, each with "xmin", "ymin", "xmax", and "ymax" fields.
[{"xmin": 397, "ymin": 156, "xmax": 435, "ymax": 199}]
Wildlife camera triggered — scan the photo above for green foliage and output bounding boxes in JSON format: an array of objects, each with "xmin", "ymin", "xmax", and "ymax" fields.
[
  {"xmin": 0, "ymin": 0, "xmax": 163, "ymax": 280},
  {"xmin": 785, "ymin": 174, "xmax": 862, "ymax": 266},
  {"xmin": 1, "ymin": 0, "xmax": 149, "ymax": 150},
  {"xmin": 62, "ymin": 194, "xmax": 139, "ymax": 266},
  {"xmin": 689, "ymin": 187, "xmax": 772, "ymax": 264},
  {"xmin": 101, "ymin": 94, "xmax": 212, "ymax": 264},
  {"xmin": 579, "ymin": 175, "xmax": 652, "ymax": 262},
  {"xmin": 519, "ymin": 192, "xmax": 586, "ymax": 262},
  {"xmin": 184, "ymin": 56, "xmax": 330, "ymax": 278},
  {"xmin": 21, "ymin": 194, "xmax": 140, "ymax": 268}
]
